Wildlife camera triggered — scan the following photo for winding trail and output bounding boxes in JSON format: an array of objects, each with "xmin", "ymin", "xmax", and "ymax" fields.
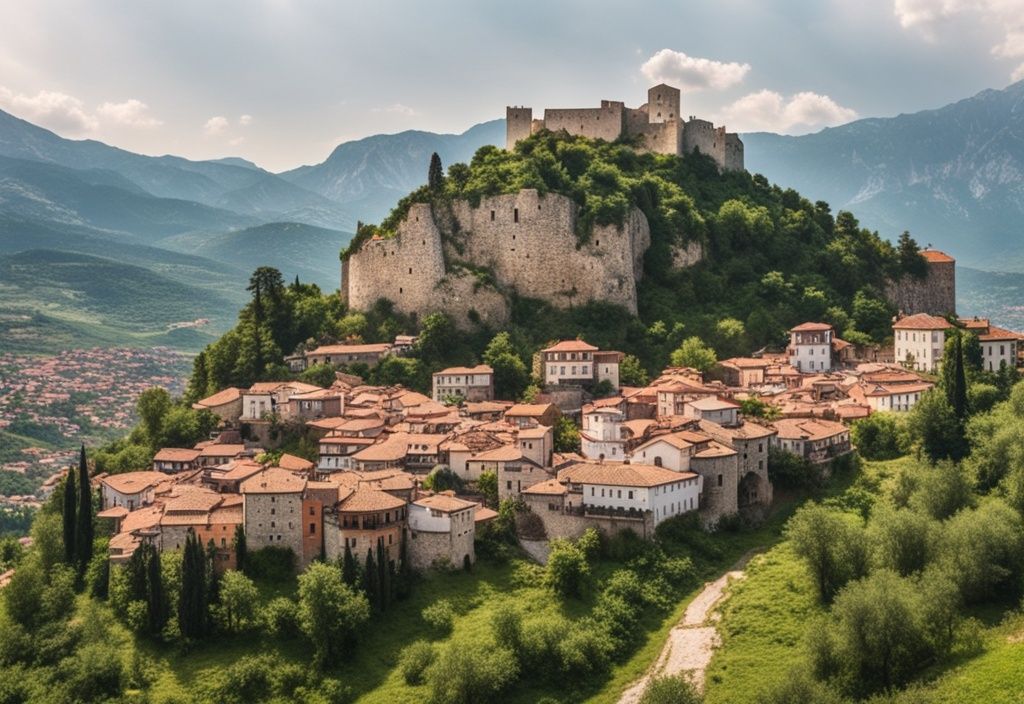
[{"xmin": 617, "ymin": 549, "xmax": 761, "ymax": 703}]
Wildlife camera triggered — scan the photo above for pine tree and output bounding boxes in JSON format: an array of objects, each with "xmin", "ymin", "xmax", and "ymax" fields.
[
  {"xmin": 952, "ymin": 332, "xmax": 968, "ymax": 420},
  {"xmin": 341, "ymin": 542, "xmax": 358, "ymax": 587},
  {"xmin": 62, "ymin": 466, "xmax": 76, "ymax": 564},
  {"xmin": 233, "ymin": 525, "xmax": 247, "ymax": 574},
  {"xmin": 428, "ymin": 152, "xmax": 444, "ymax": 192},
  {"xmin": 396, "ymin": 533, "xmax": 413, "ymax": 599},
  {"xmin": 125, "ymin": 543, "xmax": 149, "ymax": 602},
  {"xmin": 377, "ymin": 541, "xmax": 391, "ymax": 611},
  {"xmin": 75, "ymin": 445, "xmax": 94, "ymax": 575},
  {"xmin": 363, "ymin": 548, "xmax": 380, "ymax": 612},
  {"xmin": 179, "ymin": 531, "xmax": 208, "ymax": 639},
  {"xmin": 146, "ymin": 544, "xmax": 168, "ymax": 635}
]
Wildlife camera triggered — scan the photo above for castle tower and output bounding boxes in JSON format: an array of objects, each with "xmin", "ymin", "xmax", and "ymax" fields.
[
  {"xmin": 647, "ymin": 84, "xmax": 680, "ymax": 124},
  {"xmin": 506, "ymin": 107, "xmax": 533, "ymax": 150}
]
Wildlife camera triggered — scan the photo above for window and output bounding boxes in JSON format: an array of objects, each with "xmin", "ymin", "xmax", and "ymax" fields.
[
  {"xmin": 271, "ymin": 508, "xmax": 275, "ymax": 515},
  {"xmin": 309, "ymin": 523, "xmax": 315, "ymax": 533},
  {"xmin": 309, "ymin": 506, "xmax": 314, "ymax": 515},
  {"xmin": 490, "ymin": 210, "xmax": 495, "ymax": 221},
  {"xmin": 514, "ymin": 208, "xmax": 519, "ymax": 223},
  {"xmin": 628, "ymin": 491, "xmax": 633, "ymax": 500},
  {"xmin": 717, "ymin": 474, "xmax": 723, "ymax": 487}
]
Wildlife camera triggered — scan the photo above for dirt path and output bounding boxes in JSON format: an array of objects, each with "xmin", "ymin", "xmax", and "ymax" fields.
[{"xmin": 617, "ymin": 549, "xmax": 761, "ymax": 703}]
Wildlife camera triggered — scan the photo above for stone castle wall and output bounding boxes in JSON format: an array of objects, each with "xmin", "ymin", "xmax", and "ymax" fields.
[
  {"xmin": 884, "ymin": 260, "xmax": 956, "ymax": 316},
  {"xmin": 543, "ymin": 102, "xmax": 626, "ymax": 143},
  {"xmin": 343, "ymin": 190, "xmax": 652, "ymax": 327}
]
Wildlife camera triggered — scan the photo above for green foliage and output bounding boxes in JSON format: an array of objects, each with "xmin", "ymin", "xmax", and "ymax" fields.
[
  {"xmin": 421, "ymin": 599, "xmax": 456, "ymax": 634},
  {"xmin": 937, "ymin": 499, "xmax": 1024, "ymax": 604},
  {"xmin": 851, "ymin": 413, "xmax": 909, "ymax": 460},
  {"xmin": 483, "ymin": 331, "xmax": 531, "ymax": 399},
  {"xmin": 639, "ymin": 674, "xmax": 703, "ymax": 704},
  {"xmin": 907, "ymin": 389, "xmax": 967, "ymax": 463},
  {"xmin": 545, "ymin": 537, "xmax": 591, "ymax": 598},
  {"xmin": 422, "ymin": 465, "xmax": 464, "ymax": 493},
  {"xmin": 217, "ymin": 570, "xmax": 259, "ymax": 633},
  {"xmin": 866, "ymin": 504, "xmax": 937, "ymax": 576},
  {"xmin": 74, "ymin": 445, "xmax": 93, "ymax": 576},
  {"xmin": 669, "ymin": 336, "xmax": 717, "ymax": 372},
  {"xmin": 246, "ymin": 546, "xmax": 295, "ymax": 581},
  {"xmin": 297, "ymin": 562, "xmax": 371, "ymax": 667},
  {"xmin": 477, "ymin": 469, "xmax": 498, "ymax": 508},
  {"xmin": 618, "ymin": 353, "xmax": 649, "ymax": 386},
  {"xmin": 767, "ymin": 448, "xmax": 819, "ymax": 490},
  {"xmin": 179, "ymin": 530, "xmax": 209, "ymax": 640},
  {"xmin": 399, "ymin": 640, "xmax": 436, "ymax": 685},
  {"xmin": 261, "ymin": 596, "xmax": 300, "ymax": 639},
  {"xmin": 553, "ymin": 416, "xmax": 580, "ymax": 453},
  {"xmin": 785, "ymin": 502, "xmax": 867, "ymax": 602},
  {"xmin": 425, "ymin": 643, "xmax": 519, "ymax": 704}
]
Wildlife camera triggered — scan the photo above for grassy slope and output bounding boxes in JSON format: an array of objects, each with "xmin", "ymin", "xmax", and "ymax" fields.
[{"xmin": 702, "ymin": 456, "xmax": 1024, "ymax": 704}]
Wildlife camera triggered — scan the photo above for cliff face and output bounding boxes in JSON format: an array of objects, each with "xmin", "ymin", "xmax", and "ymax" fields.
[{"xmin": 342, "ymin": 189, "xmax": 653, "ymax": 326}]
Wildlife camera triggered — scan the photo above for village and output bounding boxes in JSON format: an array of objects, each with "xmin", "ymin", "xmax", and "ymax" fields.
[{"xmin": 90, "ymin": 254, "xmax": 1024, "ymax": 585}]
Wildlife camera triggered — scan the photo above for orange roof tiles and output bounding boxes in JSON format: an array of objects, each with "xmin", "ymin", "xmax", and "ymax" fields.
[
  {"xmin": 337, "ymin": 487, "xmax": 406, "ymax": 513},
  {"xmin": 241, "ymin": 467, "xmax": 306, "ymax": 494},
  {"xmin": 921, "ymin": 249, "xmax": 954, "ymax": 263},
  {"xmin": 790, "ymin": 322, "xmax": 834, "ymax": 332},
  {"xmin": 308, "ymin": 343, "xmax": 391, "ymax": 356},
  {"xmin": 542, "ymin": 339, "xmax": 599, "ymax": 353},
  {"xmin": 192, "ymin": 387, "xmax": 243, "ymax": 409},
  {"xmin": 434, "ymin": 364, "xmax": 494, "ymax": 376},
  {"xmin": 101, "ymin": 471, "xmax": 168, "ymax": 495},
  {"xmin": 522, "ymin": 478, "xmax": 567, "ymax": 495},
  {"xmin": 414, "ymin": 494, "xmax": 477, "ymax": 513},
  {"xmin": 893, "ymin": 313, "xmax": 953, "ymax": 330},
  {"xmin": 559, "ymin": 462, "xmax": 697, "ymax": 488},
  {"xmin": 154, "ymin": 448, "xmax": 201, "ymax": 462}
]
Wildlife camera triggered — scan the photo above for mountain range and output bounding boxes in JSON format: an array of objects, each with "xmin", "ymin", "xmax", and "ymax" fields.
[{"xmin": 1, "ymin": 82, "xmax": 1022, "ymax": 352}]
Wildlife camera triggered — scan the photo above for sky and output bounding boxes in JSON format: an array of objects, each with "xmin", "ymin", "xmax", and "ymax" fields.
[{"xmin": 0, "ymin": 0, "xmax": 1021, "ymax": 172}]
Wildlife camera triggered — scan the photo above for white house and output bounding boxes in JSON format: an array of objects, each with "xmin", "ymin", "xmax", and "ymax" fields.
[
  {"xmin": 541, "ymin": 340, "xmax": 621, "ymax": 388},
  {"xmin": 580, "ymin": 407, "xmax": 628, "ymax": 460},
  {"xmin": 559, "ymin": 462, "xmax": 703, "ymax": 526},
  {"xmin": 788, "ymin": 322, "xmax": 835, "ymax": 372},
  {"xmin": 978, "ymin": 326, "xmax": 1022, "ymax": 372},
  {"xmin": 893, "ymin": 314, "xmax": 954, "ymax": 373},
  {"xmin": 862, "ymin": 382, "xmax": 933, "ymax": 412},
  {"xmin": 432, "ymin": 365, "xmax": 495, "ymax": 403},
  {"xmin": 683, "ymin": 398, "xmax": 740, "ymax": 426},
  {"xmin": 100, "ymin": 471, "xmax": 168, "ymax": 510}
]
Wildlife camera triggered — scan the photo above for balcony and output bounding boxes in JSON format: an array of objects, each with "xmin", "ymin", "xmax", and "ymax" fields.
[{"xmin": 582, "ymin": 504, "xmax": 648, "ymax": 521}]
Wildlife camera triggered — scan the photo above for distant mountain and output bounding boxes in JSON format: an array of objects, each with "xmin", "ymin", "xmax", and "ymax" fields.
[
  {"xmin": 280, "ymin": 119, "xmax": 505, "ymax": 223},
  {"xmin": 159, "ymin": 221, "xmax": 348, "ymax": 289},
  {"xmin": 0, "ymin": 108, "xmax": 349, "ymax": 229},
  {"xmin": 743, "ymin": 80, "xmax": 1024, "ymax": 271}
]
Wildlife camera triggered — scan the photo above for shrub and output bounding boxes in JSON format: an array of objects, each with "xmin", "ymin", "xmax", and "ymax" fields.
[
  {"xmin": 938, "ymin": 499, "xmax": 1024, "ymax": 603},
  {"xmin": 425, "ymin": 644, "xmax": 519, "ymax": 704},
  {"xmin": 246, "ymin": 546, "xmax": 296, "ymax": 581},
  {"xmin": 421, "ymin": 599, "xmax": 456, "ymax": 634},
  {"xmin": 785, "ymin": 502, "xmax": 867, "ymax": 602},
  {"xmin": 768, "ymin": 448, "xmax": 820, "ymax": 490},
  {"xmin": 262, "ymin": 597, "xmax": 300, "ymax": 639},
  {"xmin": 491, "ymin": 603, "xmax": 523, "ymax": 654},
  {"xmin": 639, "ymin": 674, "xmax": 702, "ymax": 704},
  {"xmin": 557, "ymin": 620, "xmax": 613, "ymax": 682},
  {"xmin": 866, "ymin": 504, "xmax": 938, "ymax": 576},
  {"xmin": 756, "ymin": 667, "xmax": 844, "ymax": 704},
  {"xmin": 518, "ymin": 618, "xmax": 563, "ymax": 681},
  {"xmin": 851, "ymin": 413, "xmax": 908, "ymax": 460},
  {"xmin": 399, "ymin": 640, "xmax": 436, "ymax": 685},
  {"xmin": 545, "ymin": 539, "xmax": 590, "ymax": 598}
]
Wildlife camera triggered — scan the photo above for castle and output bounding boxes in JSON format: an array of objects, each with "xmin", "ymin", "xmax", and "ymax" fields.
[
  {"xmin": 884, "ymin": 249, "xmax": 957, "ymax": 317},
  {"xmin": 507, "ymin": 83, "xmax": 744, "ymax": 171}
]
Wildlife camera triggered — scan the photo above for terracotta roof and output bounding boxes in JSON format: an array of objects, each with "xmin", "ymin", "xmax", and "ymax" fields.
[
  {"xmin": 240, "ymin": 467, "xmax": 306, "ymax": 494},
  {"xmin": 979, "ymin": 325, "xmax": 1023, "ymax": 342},
  {"xmin": 308, "ymin": 343, "xmax": 391, "ymax": 356},
  {"xmin": 518, "ymin": 426, "xmax": 550, "ymax": 439},
  {"xmin": 337, "ymin": 487, "xmax": 406, "ymax": 512},
  {"xmin": 693, "ymin": 441, "xmax": 738, "ymax": 459},
  {"xmin": 698, "ymin": 418, "xmax": 776, "ymax": 440},
  {"xmin": 688, "ymin": 398, "xmax": 740, "ymax": 411},
  {"xmin": 290, "ymin": 388, "xmax": 342, "ymax": 400},
  {"xmin": 198, "ymin": 444, "xmax": 246, "ymax": 458},
  {"xmin": 893, "ymin": 313, "xmax": 953, "ymax": 330},
  {"xmin": 958, "ymin": 317, "xmax": 990, "ymax": 330},
  {"xmin": 278, "ymin": 454, "xmax": 315, "ymax": 472},
  {"xmin": 522, "ymin": 478, "xmax": 567, "ymax": 495},
  {"xmin": 543, "ymin": 339, "xmax": 598, "ymax": 353},
  {"xmin": 192, "ymin": 387, "xmax": 243, "ymax": 409},
  {"xmin": 119, "ymin": 505, "xmax": 164, "ymax": 533},
  {"xmin": 921, "ymin": 249, "xmax": 954, "ymax": 263},
  {"xmin": 474, "ymin": 506, "xmax": 498, "ymax": 522},
  {"xmin": 352, "ymin": 434, "xmax": 411, "ymax": 462},
  {"xmin": 790, "ymin": 322, "xmax": 833, "ymax": 333},
  {"xmin": 218, "ymin": 459, "xmax": 265, "ymax": 481},
  {"xmin": 560, "ymin": 462, "xmax": 697, "ymax": 488},
  {"xmin": 414, "ymin": 494, "xmax": 477, "ymax": 513},
  {"xmin": 772, "ymin": 418, "xmax": 849, "ymax": 441},
  {"xmin": 465, "ymin": 401, "xmax": 513, "ymax": 414},
  {"xmin": 634, "ymin": 433, "xmax": 693, "ymax": 452},
  {"xmin": 97, "ymin": 506, "xmax": 129, "ymax": 519},
  {"xmin": 471, "ymin": 444, "xmax": 525, "ymax": 462},
  {"xmin": 720, "ymin": 357, "xmax": 769, "ymax": 369},
  {"xmin": 101, "ymin": 471, "xmax": 168, "ymax": 495},
  {"xmin": 505, "ymin": 403, "xmax": 557, "ymax": 417},
  {"xmin": 434, "ymin": 364, "xmax": 494, "ymax": 376},
  {"xmin": 154, "ymin": 448, "xmax": 201, "ymax": 462}
]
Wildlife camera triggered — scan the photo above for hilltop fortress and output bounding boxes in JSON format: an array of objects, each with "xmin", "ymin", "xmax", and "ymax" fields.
[{"xmin": 507, "ymin": 83, "xmax": 744, "ymax": 171}]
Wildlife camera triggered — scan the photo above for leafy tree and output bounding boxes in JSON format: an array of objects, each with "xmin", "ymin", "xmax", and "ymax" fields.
[
  {"xmin": 851, "ymin": 290, "xmax": 893, "ymax": 341},
  {"xmin": 785, "ymin": 502, "xmax": 867, "ymax": 602},
  {"xmin": 483, "ymin": 332, "xmax": 530, "ymax": 399},
  {"xmin": 938, "ymin": 499, "xmax": 1024, "ymax": 603},
  {"xmin": 428, "ymin": 152, "xmax": 444, "ymax": 192},
  {"xmin": 669, "ymin": 336, "xmax": 717, "ymax": 372},
  {"xmin": 217, "ymin": 570, "xmax": 259, "ymax": 632},
  {"xmin": 297, "ymin": 562, "xmax": 370, "ymax": 667},
  {"xmin": 377, "ymin": 541, "xmax": 392, "ymax": 610},
  {"xmin": 545, "ymin": 538, "xmax": 590, "ymax": 598},
  {"xmin": 897, "ymin": 230, "xmax": 927, "ymax": 277},
  {"xmin": 553, "ymin": 415, "xmax": 580, "ymax": 453},
  {"xmin": 908, "ymin": 459, "xmax": 973, "ymax": 520},
  {"xmin": 62, "ymin": 466, "xmax": 76, "ymax": 564},
  {"xmin": 75, "ymin": 445, "xmax": 94, "ymax": 576},
  {"xmin": 422, "ymin": 464, "xmax": 463, "ymax": 493},
  {"xmin": 866, "ymin": 504, "xmax": 937, "ymax": 576},
  {"xmin": 850, "ymin": 413, "xmax": 908, "ymax": 460},
  {"xmin": 136, "ymin": 387, "xmax": 171, "ymax": 445},
  {"xmin": 477, "ymin": 469, "xmax": 498, "ymax": 508},
  {"xmin": 299, "ymin": 362, "xmax": 336, "ymax": 388},
  {"xmin": 425, "ymin": 644, "xmax": 519, "ymax": 704},
  {"xmin": 399, "ymin": 640, "xmax": 436, "ymax": 685},
  {"xmin": 422, "ymin": 599, "xmax": 455, "ymax": 634},
  {"xmin": 618, "ymin": 354, "xmax": 649, "ymax": 386},
  {"xmin": 907, "ymin": 389, "xmax": 966, "ymax": 462}
]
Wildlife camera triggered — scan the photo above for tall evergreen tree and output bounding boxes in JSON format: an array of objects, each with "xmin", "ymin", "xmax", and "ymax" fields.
[
  {"xmin": 179, "ymin": 530, "xmax": 208, "ymax": 639},
  {"xmin": 428, "ymin": 152, "xmax": 444, "ymax": 192},
  {"xmin": 396, "ymin": 533, "xmax": 413, "ymax": 599},
  {"xmin": 125, "ymin": 542, "xmax": 149, "ymax": 602},
  {"xmin": 377, "ymin": 541, "xmax": 391, "ymax": 610},
  {"xmin": 75, "ymin": 445, "xmax": 93, "ymax": 574},
  {"xmin": 62, "ymin": 466, "xmax": 76, "ymax": 564},
  {"xmin": 233, "ymin": 525, "xmax": 247, "ymax": 574},
  {"xmin": 952, "ymin": 332, "xmax": 968, "ymax": 420},
  {"xmin": 363, "ymin": 548, "xmax": 380, "ymax": 612},
  {"xmin": 341, "ymin": 543, "xmax": 358, "ymax": 587},
  {"xmin": 146, "ymin": 544, "xmax": 168, "ymax": 635}
]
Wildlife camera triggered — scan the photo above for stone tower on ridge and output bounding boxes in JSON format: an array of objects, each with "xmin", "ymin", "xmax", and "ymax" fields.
[{"xmin": 505, "ymin": 82, "xmax": 743, "ymax": 171}]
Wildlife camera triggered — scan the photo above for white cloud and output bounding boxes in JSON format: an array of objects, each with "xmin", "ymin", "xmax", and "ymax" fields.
[
  {"xmin": 719, "ymin": 90, "xmax": 857, "ymax": 134},
  {"xmin": 1012, "ymin": 62, "xmax": 1024, "ymax": 81},
  {"xmin": 96, "ymin": 98, "xmax": 162, "ymax": 128},
  {"xmin": 0, "ymin": 86, "xmax": 98, "ymax": 134},
  {"xmin": 239, "ymin": 114, "xmax": 253, "ymax": 126},
  {"xmin": 640, "ymin": 49, "xmax": 750, "ymax": 91},
  {"xmin": 894, "ymin": 0, "xmax": 1024, "ymax": 76},
  {"xmin": 371, "ymin": 103, "xmax": 418, "ymax": 116},
  {"xmin": 203, "ymin": 115, "xmax": 229, "ymax": 136}
]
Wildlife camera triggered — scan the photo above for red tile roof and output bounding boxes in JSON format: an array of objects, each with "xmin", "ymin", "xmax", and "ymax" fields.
[
  {"xmin": 921, "ymin": 249, "xmax": 954, "ymax": 263},
  {"xmin": 893, "ymin": 313, "xmax": 953, "ymax": 330},
  {"xmin": 559, "ymin": 462, "xmax": 697, "ymax": 488},
  {"xmin": 542, "ymin": 340, "xmax": 598, "ymax": 353},
  {"xmin": 789, "ymin": 322, "xmax": 834, "ymax": 332}
]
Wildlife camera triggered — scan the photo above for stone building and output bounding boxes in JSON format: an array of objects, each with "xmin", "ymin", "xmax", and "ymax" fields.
[
  {"xmin": 788, "ymin": 323, "xmax": 837, "ymax": 373},
  {"xmin": 771, "ymin": 418, "xmax": 852, "ymax": 464},
  {"xmin": 893, "ymin": 313, "xmax": 954, "ymax": 372},
  {"xmin": 240, "ymin": 467, "xmax": 307, "ymax": 568},
  {"xmin": 885, "ymin": 250, "xmax": 956, "ymax": 317},
  {"xmin": 152, "ymin": 448, "xmax": 201, "ymax": 474},
  {"xmin": 191, "ymin": 387, "xmax": 243, "ymax": 424},
  {"xmin": 506, "ymin": 84, "xmax": 744, "ymax": 171},
  {"xmin": 432, "ymin": 365, "xmax": 495, "ymax": 403},
  {"xmin": 541, "ymin": 340, "xmax": 622, "ymax": 388},
  {"xmin": 407, "ymin": 493, "xmax": 476, "ymax": 571},
  {"xmin": 323, "ymin": 487, "xmax": 406, "ymax": 566}
]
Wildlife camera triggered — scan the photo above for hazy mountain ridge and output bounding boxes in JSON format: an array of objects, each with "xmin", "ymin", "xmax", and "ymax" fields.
[{"xmin": 742, "ymin": 80, "xmax": 1024, "ymax": 270}]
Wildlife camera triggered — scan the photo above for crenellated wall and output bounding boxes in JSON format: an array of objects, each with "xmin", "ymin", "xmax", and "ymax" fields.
[{"xmin": 343, "ymin": 190, "xmax": 653, "ymax": 327}]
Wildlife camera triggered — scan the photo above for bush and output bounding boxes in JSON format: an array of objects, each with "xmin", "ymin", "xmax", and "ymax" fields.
[
  {"xmin": 756, "ymin": 667, "xmax": 844, "ymax": 704},
  {"xmin": 866, "ymin": 504, "xmax": 938, "ymax": 576},
  {"xmin": 421, "ymin": 599, "xmax": 456, "ymax": 634},
  {"xmin": 768, "ymin": 448, "xmax": 820, "ymax": 490},
  {"xmin": 262, "ymin": 597, "xmax": 300, "ymax": 639},
  {"xmin": 518, "ymin": 618, "xmax": 563, "ymax": 681},
  {"xmin": 297, "ymin": 563, "xmax": 371, "ymax": 668},
  {"xmin": 425, "ymin": 644, "xmax": 519, "ymax": 704},
  {"xmin": 399, "ymin": 640, "xmax": 436, "ymax": 685},
  {"xmin": 545, "ymin": 539, "xmax": 590, "ymax": 598},
  {"xmin": 557, "ymin": 620, "xmax": 613, "ymax": 682},
  {"xmin": 491, "ymin": 603, "xmax": 523, "ymax": 654},
  {"xmin": 909, "ymin": 460, "xmax": 973, "ymax": 520},
  {"xmin": 785, "ymin": 502, "xmax": 867, "ymax": 602},
  {"xmin": 938, "ymin": 499, "xmax": 1024, "ymax": 603},
  {"xmin": 851, "ymin": 413, "xmax": 908, "ymax": 460},
  {"xmin": 246, "ymin": 546, "xmax": 296, "ymax": 581},
  {"xmin": 639, "ymin": 674, "xmax": 702, "ymax": 704}
]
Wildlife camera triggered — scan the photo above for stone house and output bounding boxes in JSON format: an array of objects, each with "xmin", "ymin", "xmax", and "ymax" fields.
[
  {"xmin": 324, "ymin": 487, "xmax": 406, "ymax": 566},
  {"xmin": 771, "ymin": 418, "xmax": 852, "ymax": 464},
  {"xmin": 893, "ymin": 313, "xmax": 954, "ymax": 372},
  {"xmin": 304, "ymin": 343, "xmax": 392, "ymax": 369},
  {"xmin": 282, "ymin": 388, "xmax": 343, "ymax": 421},
  {"xmin": 152, "ymin": 448, "xmax": 201, "ymax": 473},
  {"xmin": 100, "ymin": 471, "xmax": 168, "ymax": 511},
  {"xmin": 432, "ymin": 365, "xmax": 495, "ymax": 403},
  {"xmin": 504, "ymin": 403, "xmax": 561, "ymax": 429},
  {"xmin": 560, "ymin": 461, "xmax": 702, "ymax": 529},
  {"xmin": 240, "ymin": 467, "xmax": 307, "ymax": 568},
  {"xmin": 697, "ymin": 419, "xmax": 775, "ymax": 509},
  {"xmin": 316, "ymin": 436, "xmax": 376, "ymax": 474},
  {"xmin": 654, "ymin": 381, "xmax": 719, "ymax": 417},
  {"xmin": 517, "ymin": 425, "xmax": 553, "ymax": 467},
  {"xmin": 713, "ymin": 358, "xmax": 769, "ymax": 387},
  {"xmin": 191, "ymin": 387, "xmax": 244, "ymax": 424},
  {"xmin": 683, "ymin": 398, "xmax": 740, "ymax": 426},
  {"xmin": 196, "ymin": 443, "xmax": 248, "ymax": 467},
  {"xmin": 541, "ymin": 340, "xmax": 621, "ymax": 388},
  {"xmin": 407, "ymin": 493, "xmax": 476, "ymax": 571}
]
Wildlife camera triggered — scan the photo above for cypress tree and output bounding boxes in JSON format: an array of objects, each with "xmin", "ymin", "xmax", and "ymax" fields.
[
  {"xmin": 126, "ymin": 543, "xmax": 149, "ymax": 602},
  {"xmin": 62, "ymin": 466, "xmax": 76, "ymax": 564},
  {"xmin": 179, "ymin": 531, "xmax": 208, "ymax": 639},
  {"xmin": 396, "ymin": 533, "xmax": 413, "ymax": 599},
  {"xmin": 341, "ymin": 542, "xmax": 358, "ymax": 587},
  {"xmin": 363, "ymin": 548, "xmax": 380, "ymax": 612},
  {"xmin": 146, "ymin": 544, "xmax": 168, "ymax": 635},
  {"xmin": 90, "ymin": 555, "xmax": 110, "ymax": 600},
  {"xmin": 428, "ymin": 152, "xmax": 444, "ymax": 192},
  {"xmin": 953, "ymin": 332, "xmax": 968, "ymax": 420},
  {"xmin": 233, "ymin": 525, "xmax": 247, "ymax": 574},
  {"xmin": 377, "ymin": 541, "xmax": 391, "ymax": 610},
  {"xmin": 75, "ymin": 445, "xmax": 94, "ymax": 574}
]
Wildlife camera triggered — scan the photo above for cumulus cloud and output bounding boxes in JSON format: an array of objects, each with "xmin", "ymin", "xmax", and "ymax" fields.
[
  {"xmin": 640, "ymin": 49, "xmax": 750, "ymax": 91},
  {"xmin": 371, "ymin": 103, "xmax": 418, "ymax": 116},
  {"xmin": 894, "ymin": 0, "xmax": 1024, "ymax": 78},
  {"xmin": 203, "ymin": 115, "xmax": 229, "ymax": 136},
  {"xmin": 719, "ymin": 90, "xmax": 857, "ymax": 134},
  {"xmin": 0, "ymin": 86, "xmax": 98, "ymax": 134},
  {"xmin": 239, "ymin": 114, "xmax": 253, "ymax": 126},
  {"xmin": 96, "ymin": 98, "xmax": 162, "ymax": 128}
]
